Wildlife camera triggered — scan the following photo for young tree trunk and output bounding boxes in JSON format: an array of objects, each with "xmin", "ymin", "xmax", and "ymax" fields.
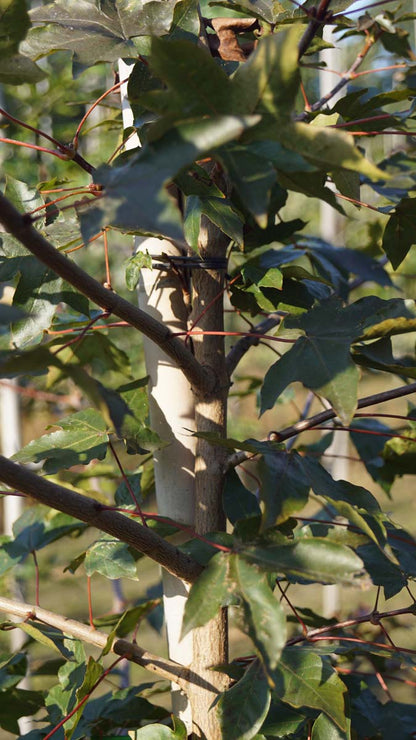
[{"xmin": 187, "ymin": 215, "xmax": 230, "ymax": 739}]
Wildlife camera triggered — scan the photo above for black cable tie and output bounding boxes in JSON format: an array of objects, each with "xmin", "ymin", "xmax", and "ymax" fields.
[{"xmin": 151, "ymin": 255, "xmax": 228, "ymax": 271}]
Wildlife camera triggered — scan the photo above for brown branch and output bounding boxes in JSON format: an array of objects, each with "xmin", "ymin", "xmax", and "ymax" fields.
[
  {"xmin": 287, "ymin": 603, "xmax": 416, "ymax": 647},
  {"xmin": 297, "ymin": 31, "xmax": 379, "ymax": 120},
  {"xmin": 0, "ymin": 596, "xmax": 190, "ymax": 689},
  {"xmin": 0, "ymin": 192, "xmax": 213, "ymax": 396},
  {"xmin": 272, "ymin": 381, "xmax": 416, "ymax": 443},
  {"xmin": 226, "ymin": 381, "xmax": 416, "ymax": 468},
  {"xmin": 0, "ymin": 456, "xmax": 202, "ymax": 584},
  {"xmin": 0, "ymin": 596, "xmax": 222, "ymax": 694},
  {"xmin": 298, "ymin": 0, "xmax": 333, "ymax": 60},
  {"xmin": 225, "ymin": 314, "xmax": 282, "ymax": 376}
]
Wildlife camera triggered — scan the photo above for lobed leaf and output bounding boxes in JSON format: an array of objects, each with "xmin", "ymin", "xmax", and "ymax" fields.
[{"xmin": 13, "ymin": 408, "xmax": 109, "ymax": 474}]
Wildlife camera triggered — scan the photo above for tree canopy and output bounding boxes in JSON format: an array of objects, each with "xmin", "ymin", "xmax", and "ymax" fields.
[{"xmin": 1, "ymin": 0, "xmax": 416, "ymax": 738}]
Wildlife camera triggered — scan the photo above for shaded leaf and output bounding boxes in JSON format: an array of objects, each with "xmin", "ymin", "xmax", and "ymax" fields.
[
  {"xmin": 0, "ymin": 53, "xmax": 45, "ymax": 84},
  {"xmin": 312, "ymin": 711, "xmax": 351, "ymax": 739},
  {"xmin": 261, "ymin": 296, "xmax": 413, "ymax": 422},
  {"xmin": 219, "ymin": 144, "xmax": 277, "ymax": 227},
  {"xmin": 231, "ymin": 555, "xmax": 286, "ymax": 673},
  {"xmin": 0, "ymin": 688, "xmax": 44, "ymax": 734},
  {"xmin": 0, "ymin": 653, "xmax": 27, "ymax": 691},
  {"xmin": 382, "ymin": 197, "xmax": 416, "ymax": 268},
  {"xmin": 85, "ymin": 114, "xmax": 259, "ymax": 241},
  {"xmin": 135, "ymin": 716, "xmax": 187, "ymax": 738},
  {"xmin": 217, "ymin": 660, "xmax": 271, "ymax": 740},
  {"xmin": 223, "ymin": 468, "xmax": 261, "ymax": 525},
  {"xmin": 25, "ymin": 0, "xmax": 178, "ymax": 66},
  {"xmin": 0, "ymin": 0, "xmax": 30, "ymax": 58},
  {"xmin": 262, "ymin": 699, "xmax": 307, "ymax": 737},
  {"xmin": 231, "ymin": 28, "xmax": 301, "ymax": 119}
]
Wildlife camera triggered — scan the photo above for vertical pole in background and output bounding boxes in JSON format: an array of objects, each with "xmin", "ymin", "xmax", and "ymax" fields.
[
  {"xmin": 118, "ymin": 60, "xmax": 195, "ymax": 732},
  {"xmin": 319, "ymin": 27, "xmax": 347, "ymax": 617},
  {"xmin": 1, "ymin": 380, "xmax": 32, "ymax": 733}
]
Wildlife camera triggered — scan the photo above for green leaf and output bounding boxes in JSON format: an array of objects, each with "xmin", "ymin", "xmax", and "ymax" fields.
[
  {"xmin": 261, "ymin": 296, "xmax": 412, "ymax": 422},
  {"xmin": 262, "ymin": 699, "xmax": 307, "ymax": 737},
  {"xmin": 18, "ymin": 622, "xmax": 73, "ymax": 657},
  {"xmin": 24, "ymin": 0, "xmax": 178, "ymax": 66},
  {"xmin": 231, "ymin": 555, "xmax": 286, "ymax": 674},
  {"xmin": 231, "ymin": 28, "xmax": 301, "ymax": 119},
  {"xmin": 223, "ymin": 468, "xmax": 261, "ymax": 524},
  {"xmin": 199, "ymin": 195, "xmax": 244, "ymax": 245},
  {"xmin": 0, "ymin": 653, "xmax": 27, "ymax": 691},
  {"xmin": 218, "ymin": 146, "xmax": 279, "ymax": 227},
  {"xmin": 0, "ymin": 0, "xmax": 30, "ymax": 58},
  {"xmin": 349, "ymin": 418, "xmax": 396, "ymax": 494},
  {"xmin": 217, "ymin": 660, "xmax": 271, "ymax": 740},
  {"xmin": 258, "ymin": 452, "xmax": 310, "ymax": 526},
  {"xmin": 135, "ymin": 717, "xmax": 188, "ymax": 738},
  {"xmin": 84, "ymin": 535, "xmax": 138, "ymax": 580},
  {"xmin": 68, "ymin": 656, "xmax": 104, "ymax": 739},
  {"xmin": 170, "ymin": 0, "xmax": 200, "ymax": 40},
  {"xmin": 13, "ymin": 408, "xmax": 109, "ymax": 473},
  {"xmin": 148, "ymin": 36, "xmax": 233, "ymax": 116},
  {"xmin": 85, "ymin": 114, "xmax": 259, "ymax": 241},
  {"xmin": 272, "ymin": 649, "xmax": 348, "ymax": 730},
  {"xmin": 260, "ymin": 298, "xmax": 360, "ymax": 423},
  {"xmin": 278, "ymin": 122, "xmax": 385, "ymax": 180},
  {"xmin": 125, "ymin": 250, "xmax": 152, "ymax": 291},
  {"xmin": 182, "ymin": 551, "xmax": 229, "ymax": 637},
  {"xmin": 382, "ymin": 197, "xmax": 416, "ymax": 269},
  {"xmin": 0, "ymin": 687, "xmax": 44, "ymax": 734},
  {"xmin": 184, "ymin": 194, "xmax": 202, "ymax": 248},
  {"xmin": 0, "ymin": 53, "xmax": 45, "ymax": 84},
  {"xmin": 383, "ymin": 426, "xmax": 416, "ymax": 475},
  {"xmin": 117, "ymin": 378, "xmax": 161, "ymax": 454},
  {"xmin": 312, "ymin": 712, "xmax": 351, "ymax": 739},
  {"xmin": 244, "ymin": 538, "xmax": 364, "ymax": 585}
]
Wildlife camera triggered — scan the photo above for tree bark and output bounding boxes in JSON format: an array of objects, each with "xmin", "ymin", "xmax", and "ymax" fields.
[{"xmin": 187, "ymin": 214, "xmax": 230, "ymax": 739}]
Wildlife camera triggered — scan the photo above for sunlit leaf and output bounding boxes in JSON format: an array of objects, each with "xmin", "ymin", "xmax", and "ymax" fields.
[
  {"xmin": 13, "ymin": 408, "xmax": 109, "ymax": 473},
  {"xmin": 244, "ymin": 537, "xmax": 364, "ymax": 585},
  {"xmin": 182, "ymin": 551, "xmax": 229, "ymax": 636},
  {"xmin": 272, "ymin": 648, "xmax": 348, "ymax": 730},
  {"xmin": 84, "ymin": 535, "xmax": 138, "ymax": 580}
]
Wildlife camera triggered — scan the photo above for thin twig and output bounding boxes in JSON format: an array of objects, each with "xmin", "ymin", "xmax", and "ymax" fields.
[
  {"xmin": 297, "ymin": 31, "xmax": 379, "ymax": 120},
  {"xmin": 287, "ymin": 604, "xmax": 416, "ymax": 647},
  {"xmin": 225, "ymin": 314, "xmax": 282, "ymax": 376},
  {"xmin": 226, "ymin": 381, "xmax": 416, "ymax": 468}
]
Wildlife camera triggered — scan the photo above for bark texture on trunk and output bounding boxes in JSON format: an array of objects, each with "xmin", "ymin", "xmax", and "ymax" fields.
[{"xmin": 187, "ymin": 215, "xmax": 230, "ymax": 739}]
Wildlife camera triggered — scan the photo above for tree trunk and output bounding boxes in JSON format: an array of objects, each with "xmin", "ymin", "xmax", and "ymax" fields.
[{"xmin": 187, "ymin": 215, "xmax": 230, "ymax": 739}]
